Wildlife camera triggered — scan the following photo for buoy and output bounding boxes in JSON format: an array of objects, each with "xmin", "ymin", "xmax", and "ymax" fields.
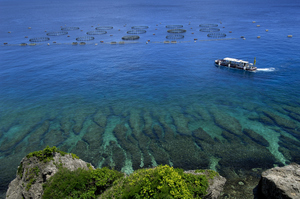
[
  {"xmin": 257, "ymin": 36, "xmax": 261, "ymax": 39},
  {"xmin": 241, "ymin": 36, "xmax": 245, "ymax": 38},
  {"xmin": 110, "ymin": 35, "xmax": 113, "ymax": 36},
  {"xmin": 4, "ymin": 43, "xmax": 8, "ymax": 45},
  {"xmin": 191, "ymin": 32, "xmax": 194, "ymax": 34},
  {"xmin": 67, "ymin": 35, "xmax": 70, "ymax": 37},
  {"xmin": 118, "ymin": 29, "xmax": 120, "ymax": 31},
  {"xmin": 91, "ymin": 26, "xmax": 93, "ymax": 27},
  {"xmin": 148, "ymin": 40, "xmax": 150, "ymax": 42},
  {"xmin": 265, "ymin": 29, "xmax": 269, "ymax": 32},
  {"xmin": 153, "ymin": 33, "xmax": 155, "ymax": 35},
  {"xmin": 8, "ymin": 31, "xmax": 11, "ymax": 33},
  {"xmin": 287, "ymin": 35, "xmax": 293, "ymax": 38},
  {"xmin": 257, "ymin": 25, "xmax": 260, "ymax": 27},
  {"xmin": 100, "ymin": 41, "xmax": 104, "ymax": 43},
  {"xmin": 194, "ymin": 38, "xmax": 197, "ymax": 40},
  {"xmin": 25, "ymin": 36, "xmax": 28, "ymax": 38},
  {"xmin": 253, "ymin": 21, "xmax": 256, "ymax": 23},
  {"xmin": 190, "ymin": 27, "xmax": 193, "ymax": 29},
  {"xmin": 220, "ymin": 21, "xmax": 222, "ymax": 24},
  {"xmin": 81, "ymin": 30, "xmax": 83, "ymax": 31},
  {"xmin": 229, "ymin": 31, "xmax": 232, "ymax": 33},
  {"xmin": 53, "ymin": 41, "xmax": 56, "ymax": 43},
  {"xmin": 243, "ymin": 38, "xmax": 246, "ymax": 40},
  {"xmin": 45, "ymin": 30, "xmax": 47, "ymax": 32},
  {"xmin": 28, "ymin": 27, "xmax": 31, "ymax": 29},
  {"xmin": 223, "ymin": 27, "xmax": 225, "ymax": 28},
  {"xmin": 95, "ymin": 43, "xmax": 98, "ymax": 45},
  {"xmin": 47, "ymin": 43, "xmax": 50, "ymax": 46},
  {"xmin": 155, "ymin": 28, "xmax": 157, "ymax": 30},
  {"xmin": 194, "ymin": 41, "xmax": 196, "ymax": 43},
  {"xmin": 146, "ymin": 42, "xmax": 148, "ymax": 44}
]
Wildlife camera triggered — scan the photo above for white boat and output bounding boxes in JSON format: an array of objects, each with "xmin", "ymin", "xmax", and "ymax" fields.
[{"xmin": 215, "ymin": 57, "xmax": 257, "ymax": 71}]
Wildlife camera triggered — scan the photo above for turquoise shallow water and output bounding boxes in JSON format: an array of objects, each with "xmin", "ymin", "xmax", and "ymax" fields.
[{"xmin": 1, "ymin": 0, "xmax": 300, "ymax": 196}]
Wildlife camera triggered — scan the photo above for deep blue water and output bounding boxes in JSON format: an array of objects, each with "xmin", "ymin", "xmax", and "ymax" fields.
[{"xmin": 1, "ymin": 0, "xmax": 300, "ymax": 196}]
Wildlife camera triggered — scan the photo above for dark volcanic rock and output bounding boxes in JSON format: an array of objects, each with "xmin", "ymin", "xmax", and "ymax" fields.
[{"xmin": 258, "ymin": 163, "xmax": 300, "ymax": 199}]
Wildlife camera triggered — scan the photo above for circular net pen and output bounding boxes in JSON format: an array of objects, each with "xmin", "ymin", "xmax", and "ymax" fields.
[
  {"xmin": 131, "ymin": 26, "xmax": 149, "ymax": 29},
  {"xmin": 61, "ymin": 27, "xmax": 80, "ymax": 31},
  {"xmin": 95, "ymin": 26, "xmax": 113, "ymax": 30},
  {"xmin": 199, "ymin": 24, "xmax": 218, "ymax": 27},
  {"xmin": 207, "ymin": 33, "xmax": 226, "ymax": 38},
  {"xmin": 46, "ymin": 31, "xmax": 68, "ymax": 36},
  {"xmin": 86, "ymin": 30, "xmax": 107, "ymax": 35},
  {"xmin": 127, "ymin": 30, "xmax": 146, "ymax": 34},
  {"xmin": 166, "ymin": 25, "xmax": 183, "ymax": 29},
  {"xmin": 200, "ymin": 28, "xmax": 220, "ymax": 32},
  {"xmin": 76, "ymin": 36, "xmax": 95, "ymax": 41},
  {"xmin": 29, "ymin": 37, "xmax": 50, "ymax": 42},
  {"xmin": 167, "ymin": 29, "xmax": 186, "ymax": 33},
  {"xmin": 122, "ymin": 35, "xmax": 140, "ymax": 40},
  {"xmin": 166, "ymin": 35, "xmax": 184, "ymax": 40}
]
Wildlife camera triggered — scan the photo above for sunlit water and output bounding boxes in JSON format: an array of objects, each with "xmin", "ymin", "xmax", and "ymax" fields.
[{"xmin": 0, "ymin": 0, "xmax": 300, "ymax": 196}]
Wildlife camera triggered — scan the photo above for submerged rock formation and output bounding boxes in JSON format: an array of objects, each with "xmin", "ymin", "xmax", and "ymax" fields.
[
  {"xmin": 258, "ymin": 163, "xmax": 300, "ymax": 199},
  {"xmin": 6, "ymin": 147, "xmax": 93, "ymax": 199}
]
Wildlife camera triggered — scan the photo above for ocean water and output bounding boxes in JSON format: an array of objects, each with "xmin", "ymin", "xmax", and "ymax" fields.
[{"xmin": 1, "ymin": 0, "xmax": 300, "ymax": 197}]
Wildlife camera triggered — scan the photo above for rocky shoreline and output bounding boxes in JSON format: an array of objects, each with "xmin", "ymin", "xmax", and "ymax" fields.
[{"xmin": 5, "ymin": 147, "xmax": 300, "ymax": 199}]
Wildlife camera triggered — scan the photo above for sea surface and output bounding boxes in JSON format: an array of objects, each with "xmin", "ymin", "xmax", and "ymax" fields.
[{"xmin": 0, "ymin": 0, "xmax": 300, "ymax": 197}]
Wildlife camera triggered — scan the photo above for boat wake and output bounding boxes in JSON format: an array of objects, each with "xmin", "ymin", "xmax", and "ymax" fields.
[{"xmin": 256, "ymin": 67, "xmax": 276, "ymax": 72}]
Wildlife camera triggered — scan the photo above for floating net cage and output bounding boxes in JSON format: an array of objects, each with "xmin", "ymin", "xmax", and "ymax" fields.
[
  {"xmin": 166, "ymin": 25, "xmax": 183, "ymax": 28},
  {"xmin": 131, "ymin": 26, "xmax": 149, "ymax": 29},
  {"xmin": 167, "ymin": 29, "xmax": 186, "ymax": 33},
  {"xmin": 199, "ymin": 28, "xmax": 220, "ymax": 32},
  {"xmin": 166, "ymin": 35, "xmax": 184, "ymax": 40},
  {"xmin": 76, "ymin": 36, "xmax": 95, "ymax": 41},
  {"xmin": 122, "ymin": 35, "xmax": 140, "ymax": 40},
  {"xmin": 61, "ymin": 27, "xmax": 80, "ymax": 31},
  {"xmin": 29, "ymin": 37, "xmax": 50, "ymax": 42},
  {"xmin": 86, "ymin": 30, "xmax": 107, "ymax": 35},
  {"xmin": 95, "ymin": 26, "xmax": 113, "ymax": 30},
  {"xmin": 199, "ymin": 24, "xmax": 218, "ymax": 27},
  {"xmin": 46, "ymin": 31, "xmax": 68, "ymax": 36},
  {"xmin": 127, "ymin": 30, "xmax": 146, "ymax": 34},
  {"xmin": 207, "ymin": 33, "xmax": 226, "ymax": 38}
]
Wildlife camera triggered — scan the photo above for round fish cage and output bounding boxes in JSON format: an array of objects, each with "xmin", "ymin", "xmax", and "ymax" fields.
[
  {"xmin": 86, "ymin": 30, "xmax": 107, "ymax": 35},
  {"xmin": 46, "ymin": 31, "xmax": 68, "ymax": 36},
  {"xmin": 95, "ymin": 26, "xmax": 113, "ymax": 30},
  {"xmin": 29, "ymin": 37, "xmax": 50, "ymax": 42},
  {"xmin": 131, "ymin": 26, "xmax": 149, "ymax": 29},
  {"xmin": 122, "ymin": 35, "xmax": 140, "ymax": 40},
  {"xmin": 166, "ymin": 25, "xmax": 183, "ymax": 29},
  {"xmin": 166, "ymin": 35, "xmax": 184, "ymax": 40},
  {"xmin": 76, "ymin": 36, "xmax": 95, "ymax": 41},
  {"xmin": 199, "ymin": 24, "xmax": 218, "ymax": 27},
  {"xmin": 167, "ymin": 29, "xmax": 186, "ymax": 33},
  {"xmin": 127, "ymin": 30, "xmax": 146, "ymax": 34},
  {"xmin": 61, "ymin": 27, "xmax": 80, "ymax": 31},
  {"xmin": 207, "ymin": 33, "xmax": 226, "ymax": 38},
  {"xmin": 199, "ymin": 28, "xmax": 220, "ymax": 32}
]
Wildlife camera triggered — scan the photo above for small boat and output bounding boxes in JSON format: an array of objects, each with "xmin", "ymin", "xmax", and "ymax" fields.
[{"xmin": 215, "ymin": 57, "xmax": 257, "ymax": 71}]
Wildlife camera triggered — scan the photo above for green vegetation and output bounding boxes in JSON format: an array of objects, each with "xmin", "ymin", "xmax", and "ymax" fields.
[
  {"xmin": 26, "ymin": 178, "xmax": 36, "ymax": 191},
  {"xmin": 42, "ymin": 165, "xmax": 211, "ymax": 199},
  {"xmin": 17, "ymin": 163, "xmax": 23, "ymax": 178},
  {"xmin": 195, "ymin": 169, "xmax": 219, "ymax": 179},
  {"xmin": 26, "ymin": 146, "xmax": 78, "ymax": 163},
  {"xmin": 42, "ymin": 167, "xmax": 123, "ymax": 199},
  {"xmin": 101, "ymin": 165, "xmax": 209, "ymax": 199}
]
